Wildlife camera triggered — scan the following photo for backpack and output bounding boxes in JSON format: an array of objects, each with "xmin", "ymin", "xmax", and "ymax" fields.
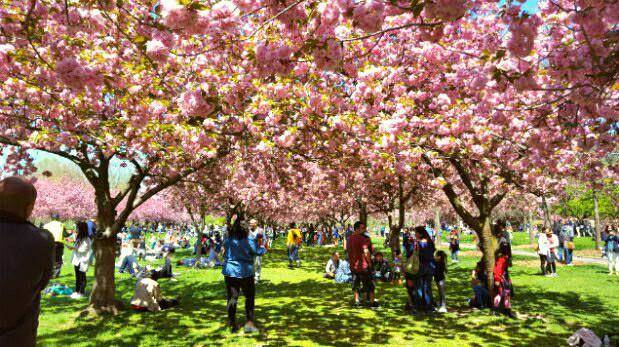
[
  {"xmin": 405, "ymin": 248, "xmax": 420, "ymax": 275},
  {"xmin": 608, "ymin": 238, "xmax": 619, "ymax": 252}
]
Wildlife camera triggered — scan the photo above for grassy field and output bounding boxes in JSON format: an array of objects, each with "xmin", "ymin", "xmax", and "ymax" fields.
[{"xmin": 37, "ymin": 238, "xmax": 619, "ymax": 346}]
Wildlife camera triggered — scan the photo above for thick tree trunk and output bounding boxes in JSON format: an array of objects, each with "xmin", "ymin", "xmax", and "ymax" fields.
[
  {"xmin": 477, "ymin": 215, "xmax": 497, "ymax": 298},
  {"xmin": 89, "ymin": 193, "xmax": 123, "ymax": 313},
  {"xmin": 593, "ymin": 191, "xmax": 601, "ymax": 250},
  {"xmin": 90, "ymin": 234, "xmax": 121, "ymax": 314}
]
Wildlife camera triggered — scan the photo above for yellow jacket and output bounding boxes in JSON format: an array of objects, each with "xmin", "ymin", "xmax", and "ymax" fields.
[{"xmin": 287, "ymin": 229, "xmax": 302, "ymax": 247}]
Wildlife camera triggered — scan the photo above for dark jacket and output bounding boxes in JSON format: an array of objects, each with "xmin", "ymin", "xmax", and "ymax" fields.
[{"xmin": 0, "ymin": 212, "xmax": 54, "ymax": 347}]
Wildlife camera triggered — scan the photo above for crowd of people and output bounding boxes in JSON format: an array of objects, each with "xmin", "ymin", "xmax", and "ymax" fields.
[{"xmin": 1, "ymin": 175, "xmax": 617, "ymax": 346}]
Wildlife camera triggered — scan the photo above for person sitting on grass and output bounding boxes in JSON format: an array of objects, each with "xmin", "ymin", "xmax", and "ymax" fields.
[
  {"xmin": 335, "ymin": 257, "xmax": 353, "ymax": 284},
  {"xmin": 118, "ymin": 240, "xmax": 140, "ymax": 276},
  {"xmin": 373, "ymin": 252, "xmax": 392, "ymax": 282},
  {"xmin": 130, "ymin": 271, "xmax": 179, "ymax": 312},
  {"xmin": 324, "ymin": 252, "xmax": 340, "ymax": 279},
  {"xmin": 468, "ymin": 260, "xmax": 490, "ymax": 309}
]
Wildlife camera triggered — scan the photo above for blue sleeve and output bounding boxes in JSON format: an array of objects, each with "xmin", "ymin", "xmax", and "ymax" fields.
[{"xmin": 248, "ymin": 237, "xmax": 266, "ymax": 256}]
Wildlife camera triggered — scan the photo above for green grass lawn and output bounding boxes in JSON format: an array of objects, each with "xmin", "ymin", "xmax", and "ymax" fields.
[{"xmin": 37, "ymin": 239, "xmax": 619, "ymax": 346}]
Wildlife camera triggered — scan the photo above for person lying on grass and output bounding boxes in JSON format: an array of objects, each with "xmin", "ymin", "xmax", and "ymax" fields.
[{"xmin": 130, "ymin": 271, "xmax": 179, "ymax": 312}]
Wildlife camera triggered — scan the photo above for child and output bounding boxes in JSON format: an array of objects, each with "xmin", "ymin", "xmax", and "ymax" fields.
[
  {"xmin": 434, "ymin": 250, "xmax": 447, "ymax": 313},
  {"xmin": 372, "ymin": 252, "xmax": 392, "ymax": 282}
]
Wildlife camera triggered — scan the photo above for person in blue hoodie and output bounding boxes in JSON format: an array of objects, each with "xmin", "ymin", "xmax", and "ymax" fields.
[{"xmin": 222, "ymin": 215, "xmax": 266, "ymax": 334}]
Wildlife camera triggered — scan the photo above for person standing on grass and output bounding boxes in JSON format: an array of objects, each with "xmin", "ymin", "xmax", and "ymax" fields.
[
  {"xmin": 287, "ymin": 222, "xmax": 302, "ymax": 268},
  {"xmin": 605, "ymin": 229, "xmax": 619, "ymax": 275},
  {"xmin": 434, "ymin": 250, "xmax": 448, "ymax": 313},
  {"xmin": 43, "ymin": 213, "xmax": 67, "ymax": 278},
  {"xmin": 542, "ymin": 227, "xmax": 559, "ymax": 277},
  {"xmin": 347, "ymin": 221, "xmax": 379, "ymax": 308},
  {"xmin": 222, "ymin": 216, "xmax": 266, "ymax": 334},
  {"xmin": 0, "ymin": 177, "xmax": 54, "ymax": 347},
  {"xmin": 492, "ymin": 220, "xmax": 515, "ymax": 318},
  {"xmin": 249, "ymin": 219, "xmax": 264, "ymax": 282},
  {"xmin": 69, "ymin": 222, "xmax": 93, "ymax": 299},
  {"xmin": 413, "ymin": 226, "xmax": 436, "ymax": 313},
  {"xmin": 448, "ymin": 228, "xmax": 460, "ymax": 263}
]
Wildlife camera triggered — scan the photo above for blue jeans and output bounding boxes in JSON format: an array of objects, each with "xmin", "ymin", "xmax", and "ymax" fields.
[
  {"xmin": 414, "ymin": 273, "xmax": 433, "ymax": 312},
  {"xmin": 472, "ymin": 285, "xmax": 489, "ymax": 308},
  {"xmin": 451, "ymin": 250, "xmax": 459, "ymax": 261},
  {"xmin": 288, "ymin": 246, "xmax": 299, "ymax": 264},
  {"xmin": 119, "ymin": 255, "xmax": 138, "ymax": 275},
  {"xmin": 565, "ymin": 248, "xmax": 573, "ymax": 264},
  {"xmin": 557, "ymin": 246, "xmax": 565, "ymax": 262}
]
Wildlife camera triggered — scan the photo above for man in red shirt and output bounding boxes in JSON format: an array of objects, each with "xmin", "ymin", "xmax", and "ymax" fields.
[{"xmin": 346, "ymin": 221, "xmax": 378, "ymax": 308}]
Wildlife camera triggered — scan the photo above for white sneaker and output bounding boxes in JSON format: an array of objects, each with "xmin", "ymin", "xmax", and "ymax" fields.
[
  {"xmin": 438, "ymin": 306, "xmax": 447, "ymax": 313},
  {"xmin": 70, "ymin": 292, "xmax": 79, "ymax": 299}
]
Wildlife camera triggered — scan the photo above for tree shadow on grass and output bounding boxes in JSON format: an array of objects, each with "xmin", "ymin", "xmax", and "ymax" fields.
[{"xmin": 38, "ymin": 244, "xmax": 619, "ymax": 346}]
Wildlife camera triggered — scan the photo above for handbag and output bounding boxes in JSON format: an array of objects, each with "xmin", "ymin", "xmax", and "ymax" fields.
[
  {"xmin": 567, "ymin": 241, "xmax": 575, "ymax": 250},
  {"xmin": 405, "ymin": 249, "xmax": 420, "ymax": 275}
]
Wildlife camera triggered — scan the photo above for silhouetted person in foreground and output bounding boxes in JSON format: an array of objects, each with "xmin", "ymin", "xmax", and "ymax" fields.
[{"xmin": 0, "ymin": 177, "xmax": 54, "ymax": 347}]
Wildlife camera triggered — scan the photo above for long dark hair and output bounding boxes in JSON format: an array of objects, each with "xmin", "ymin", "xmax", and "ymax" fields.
[
  {"xmin": 229, "ymin": 213, "xmax": 248, "ymax": 240},
  {"xmin": 76, "ymin": 221, "xmax": 88, "ymax": 243},
  {"xmin": 414, "ymin": 226, "xmax": 430, "ymax": 241}
]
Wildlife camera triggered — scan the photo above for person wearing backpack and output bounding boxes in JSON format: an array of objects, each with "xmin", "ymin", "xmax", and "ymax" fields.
[{"xmin": 605, "ymin": 230, "xmax": 619, "ymax": 275}]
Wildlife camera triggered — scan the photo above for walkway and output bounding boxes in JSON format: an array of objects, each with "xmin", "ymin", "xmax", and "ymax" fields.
[{"xmin": 459, "ymin": 243, "xmax": 607, "ymax": 266}]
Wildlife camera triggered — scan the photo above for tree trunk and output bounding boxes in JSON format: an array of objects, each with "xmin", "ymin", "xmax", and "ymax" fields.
[
  {"xmin": 434, "ymin": 208, "xmax": 442, "ymax": 246},
  {"xmin": 541, "ymin": 195, "xmax": 551, "ymax": 227},
  {"xmin": 477, "ymin": 215, "xmax": 497, "ymax": 299},
  {"xmin": 527, "ymin": 209, "xmax": 535, "ymax": 245},
  {"xmin": 358, "ymin": 201, "xmax": 368, "ymax": 226},
  {"xmin": 593, "ymin": 191, "xmax": 601, "ymax": 250},
  {"xmin": 90, "ymin": 235, "xmax": 120, "ymax": 314}
]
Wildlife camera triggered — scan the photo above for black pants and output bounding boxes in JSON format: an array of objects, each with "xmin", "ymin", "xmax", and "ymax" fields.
[
  {"xmin": 224, "ymin": 276, "xmax": 255, "ymax": 328},
  {"xmin": 539, "ymin": 254, "xmax": 547, "ymax": 275},
  {"xmin": 53, "ymin": 242, "xmax": 64, "ymax": 278},
  {"xmin": 74, "ymin": 266, "xmax": 86, "ymax": 294}
]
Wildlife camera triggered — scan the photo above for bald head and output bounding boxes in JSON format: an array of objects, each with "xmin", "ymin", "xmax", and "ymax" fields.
[{"xmin": 0, "ymin": 176, "xmax": 37, "ymax": 219}]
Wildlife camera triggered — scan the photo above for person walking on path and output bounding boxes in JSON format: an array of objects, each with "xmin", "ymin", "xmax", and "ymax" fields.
[
  {"xmin": 605, "ymin": 229, "xmax": 619, "ymax": 275},
  {"xmin": 287, "ymin": 223, "xmax": 302, "ymax": 269},
  {"xmin": 222, "ymin": 216, "xmax": 266, "ymax": 334},
  {"xmin": 69, "ymin": 222, "xmax": 93, "ymax": 298},
  {"xmin": 0, "ymin": 177, "xmax": 55, "ymax": 347},
  {"xmin": 43, "ymin": 213, "xmax": 67, "ymax": 278},
  {"xmin": 448, "ymin": 229, "xmax": 460, "ymax": 263},
  {"xmin": 347, "ymin": 221, "xmax": 379, "ymax": 308}
]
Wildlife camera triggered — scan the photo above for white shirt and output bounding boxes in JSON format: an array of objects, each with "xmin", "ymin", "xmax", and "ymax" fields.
[
  {"xmin": 71, "ymin": 238, "xmax": 93, "ymax": 272},
  {"xmin": 325, "ymin": 258, "xmax": 338, "ymax": 273}
]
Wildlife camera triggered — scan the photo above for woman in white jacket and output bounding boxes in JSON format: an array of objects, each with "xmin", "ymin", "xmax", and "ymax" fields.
[
  {"xmin": 70, "ymin": 222, "xmax": 93, "ymax": 298},
  {"xmin": 538, "ymin": 227, "xmax": 559, "ymax": 277}
]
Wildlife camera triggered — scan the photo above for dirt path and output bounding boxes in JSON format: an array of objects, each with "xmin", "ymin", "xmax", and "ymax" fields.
[{"xmin": 459, "ymin": 243, "xmax": 607, "ymax": 266}]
